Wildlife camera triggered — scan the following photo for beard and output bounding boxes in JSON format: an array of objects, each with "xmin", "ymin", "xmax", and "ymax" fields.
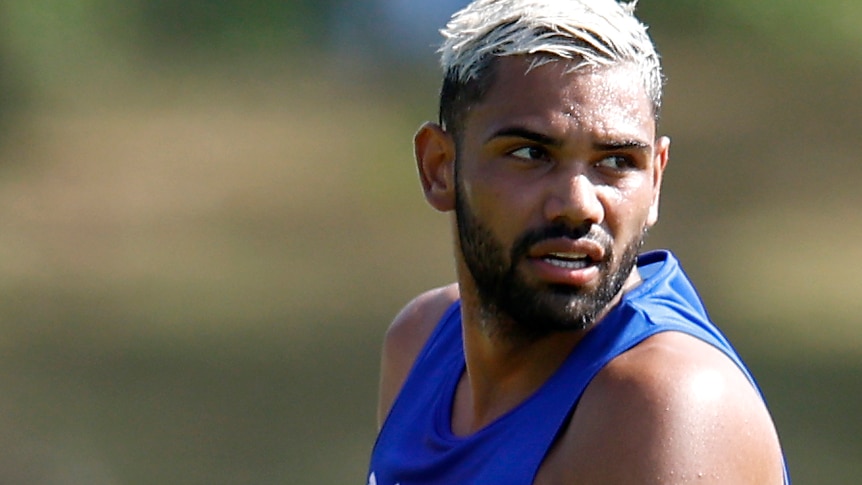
[{"xmin": 455, "ymin": 180, "xmax": 645, "ymax": 342}]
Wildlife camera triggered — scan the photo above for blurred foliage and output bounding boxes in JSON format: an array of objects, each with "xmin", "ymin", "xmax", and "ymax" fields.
[
  {"xmin": 0, "ymin": 0, "xmax": 860, "ymax": 77},
  {"xmin": 641, "ymin": 0, "xmax": 862, "ymax": 48},
  {"xmin": 1, "ymin": 0, "xmax": 859, "ymax": 129},
  {"xmin": 130, "ymin": 0, "xmax": 342, "ymax": 60}
]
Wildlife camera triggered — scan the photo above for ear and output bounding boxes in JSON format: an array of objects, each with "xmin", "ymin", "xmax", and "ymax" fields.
[
  {"xmin": 414, "ymin": 122, "xmax": 457, "ymax": 212},
  {"xmin": 646, "ymin": 135, "xmax": 670, "ymax": 227}
]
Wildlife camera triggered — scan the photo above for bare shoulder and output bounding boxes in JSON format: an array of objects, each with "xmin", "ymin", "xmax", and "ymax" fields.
[
  {"xmin": 540, "ymin": 331, "xmax": 785, "ymax": 485},
  {"xmin": 376, "ymin": 283, "xmax": 460, "ymax": 428}
]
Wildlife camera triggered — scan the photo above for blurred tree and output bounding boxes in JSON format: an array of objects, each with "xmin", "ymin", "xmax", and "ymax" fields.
[
  {"xmin": 128, "ymin": 0, "xmax": 343, "ymax": 62},
  {"xmin": 0, "ymin": 4, "xmax": 29, "ymax": 142}
]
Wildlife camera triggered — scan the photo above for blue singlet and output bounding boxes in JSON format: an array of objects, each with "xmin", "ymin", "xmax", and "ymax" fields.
[{"xmin": 368, "ymin": 250, "xmax": 790, "ymax": 484}]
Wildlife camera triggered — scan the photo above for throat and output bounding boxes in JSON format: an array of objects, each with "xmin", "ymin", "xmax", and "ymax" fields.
[{"xmin": 453, "ymin": 323, "xmax": 584, "ymax": 436}]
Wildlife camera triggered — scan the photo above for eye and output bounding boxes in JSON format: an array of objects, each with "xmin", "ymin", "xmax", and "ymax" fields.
[
  {"xmin": 596, "ymin": 155, "xmax": 637, "ymax": 171},
  {"xmin": 509, "ymin": 146, "xmax": 550, "ymax": 162}
]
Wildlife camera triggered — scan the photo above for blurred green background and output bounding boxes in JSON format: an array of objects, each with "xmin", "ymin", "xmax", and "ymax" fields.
[{"xmin": 0, "ymin": 1, "xmax": 859, "ymax": 483}]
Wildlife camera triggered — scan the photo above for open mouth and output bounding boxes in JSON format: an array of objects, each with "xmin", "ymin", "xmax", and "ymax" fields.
[{"xmin": 541, "ymin": 252, "xmax": 596, "ymax": 270}]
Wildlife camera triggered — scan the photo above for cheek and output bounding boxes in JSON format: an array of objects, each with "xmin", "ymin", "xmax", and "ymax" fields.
[
  {"xmin": 465, "ymin": 175, "xmax": 538, "ymax": 236},
  {"xmin": 602, "ymin": 184, "xmax": 656, "ymax": 234}
]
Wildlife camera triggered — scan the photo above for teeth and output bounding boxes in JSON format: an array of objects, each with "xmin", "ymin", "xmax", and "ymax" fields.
[
  {"xmin": 548, "ymin": 252, "xmax": 588, "ymax": 261},
  {"xmin": 544, "ymin": 253, "xmax": 591, "ymax": 269}
]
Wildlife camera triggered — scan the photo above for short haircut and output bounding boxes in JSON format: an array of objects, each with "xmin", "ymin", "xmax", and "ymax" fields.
[{"xmin": 437, "ymin": 0, "xmax": 664, "ymax": 136}]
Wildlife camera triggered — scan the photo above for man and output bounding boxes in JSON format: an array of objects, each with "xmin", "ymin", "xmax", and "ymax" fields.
[{"xmin": 368, "ymin": 0, "xmax": 789, "ymax": 483}]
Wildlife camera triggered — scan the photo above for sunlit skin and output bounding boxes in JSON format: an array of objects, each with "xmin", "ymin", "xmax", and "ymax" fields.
[
  {"xmin": 414, "ymin": 56, "xmax": 668, "ymax": 432},
  {"xmin": 378, "ymin": 55, "xmax": 785, "ymax": 483},
  {"xmin": 450, "ymin": 59, "xmax": 666, "ymax": 344}
]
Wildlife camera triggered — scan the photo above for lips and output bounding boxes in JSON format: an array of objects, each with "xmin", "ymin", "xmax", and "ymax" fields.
[
  {"xmin": 528, "ymin": 238, "xmax": 605, "ymax": 264},
  {"xmin": 526, "ymin": 238, "xmax": 605, "ymax": 285}
]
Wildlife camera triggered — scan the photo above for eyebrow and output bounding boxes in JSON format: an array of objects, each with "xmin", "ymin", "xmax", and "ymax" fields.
[
  {"xmin": 487, "ymin": 127, "xmax": 651, "ymax": 152},
  {"xmin": 484, "ymin": 127, "xmax": 562, "ymax": 147},
  {"xmin": 593, "ymin": 140, "xmax": 651, "ymax": 151}
]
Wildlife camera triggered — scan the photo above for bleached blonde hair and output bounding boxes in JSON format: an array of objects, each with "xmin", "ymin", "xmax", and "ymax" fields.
[{"xmin": 437, "ymin": 0, "xmax": 663, "ymax": 132}]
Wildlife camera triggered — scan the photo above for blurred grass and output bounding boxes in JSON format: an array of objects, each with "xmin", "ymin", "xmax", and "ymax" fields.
[
  {"xmin": 0, "ymin": 62, "xmax": 453, "ymax": 483},
  {"xmin": 0, "ymin": 4, "xmax": 860, "ymax": 483}
]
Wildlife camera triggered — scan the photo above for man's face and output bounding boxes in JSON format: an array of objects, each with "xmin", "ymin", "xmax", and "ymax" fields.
[{"xmin": 452, "ymin": 57, "xmax": 668, "ymax": 339}]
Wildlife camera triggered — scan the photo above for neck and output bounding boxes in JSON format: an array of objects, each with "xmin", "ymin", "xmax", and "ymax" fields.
[
  {"xmin": 452, "ymin": 289, "xmax": 586, "ymax": 435},
  {"xmin": 452, "ymin": 268, "xmax": 644, "ymax": 435}
]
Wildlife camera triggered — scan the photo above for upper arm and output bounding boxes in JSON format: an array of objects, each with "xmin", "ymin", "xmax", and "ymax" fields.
[
  {"xmin": 376, "ymin": 284, "xmax": 459, "ymax": 429},
  {"xmin": 553, "ymin": 332, "xmax": 785, "ymax": 484}
]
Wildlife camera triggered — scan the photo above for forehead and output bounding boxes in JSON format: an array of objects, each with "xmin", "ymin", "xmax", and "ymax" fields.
[{"xmin": 466, "ymin": 56, "xmax": 655, "ymax": 142}]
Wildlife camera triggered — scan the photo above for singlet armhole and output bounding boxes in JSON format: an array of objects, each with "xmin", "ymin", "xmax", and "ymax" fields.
[
  {"xmin": 410, "ymin": 300, "xmax": 461, "ymax": 372},
  {"xmin": 377, "ymin": 300, "xmax": 462, "ymax": 434}
]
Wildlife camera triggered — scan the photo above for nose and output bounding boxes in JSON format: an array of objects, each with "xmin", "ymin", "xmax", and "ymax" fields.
[{"xmin": 543, "ymin": 172, "xmax": 605, "ymax": 227}]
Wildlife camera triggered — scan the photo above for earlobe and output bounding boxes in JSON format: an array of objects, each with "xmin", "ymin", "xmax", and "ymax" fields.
[
  {"xmin": 647, "ymin": 136, "xmax": 670, "ymax": 227},
  {"xmin": 414, "ymin": 122, "xmax": 457, "ymax": 212}
]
